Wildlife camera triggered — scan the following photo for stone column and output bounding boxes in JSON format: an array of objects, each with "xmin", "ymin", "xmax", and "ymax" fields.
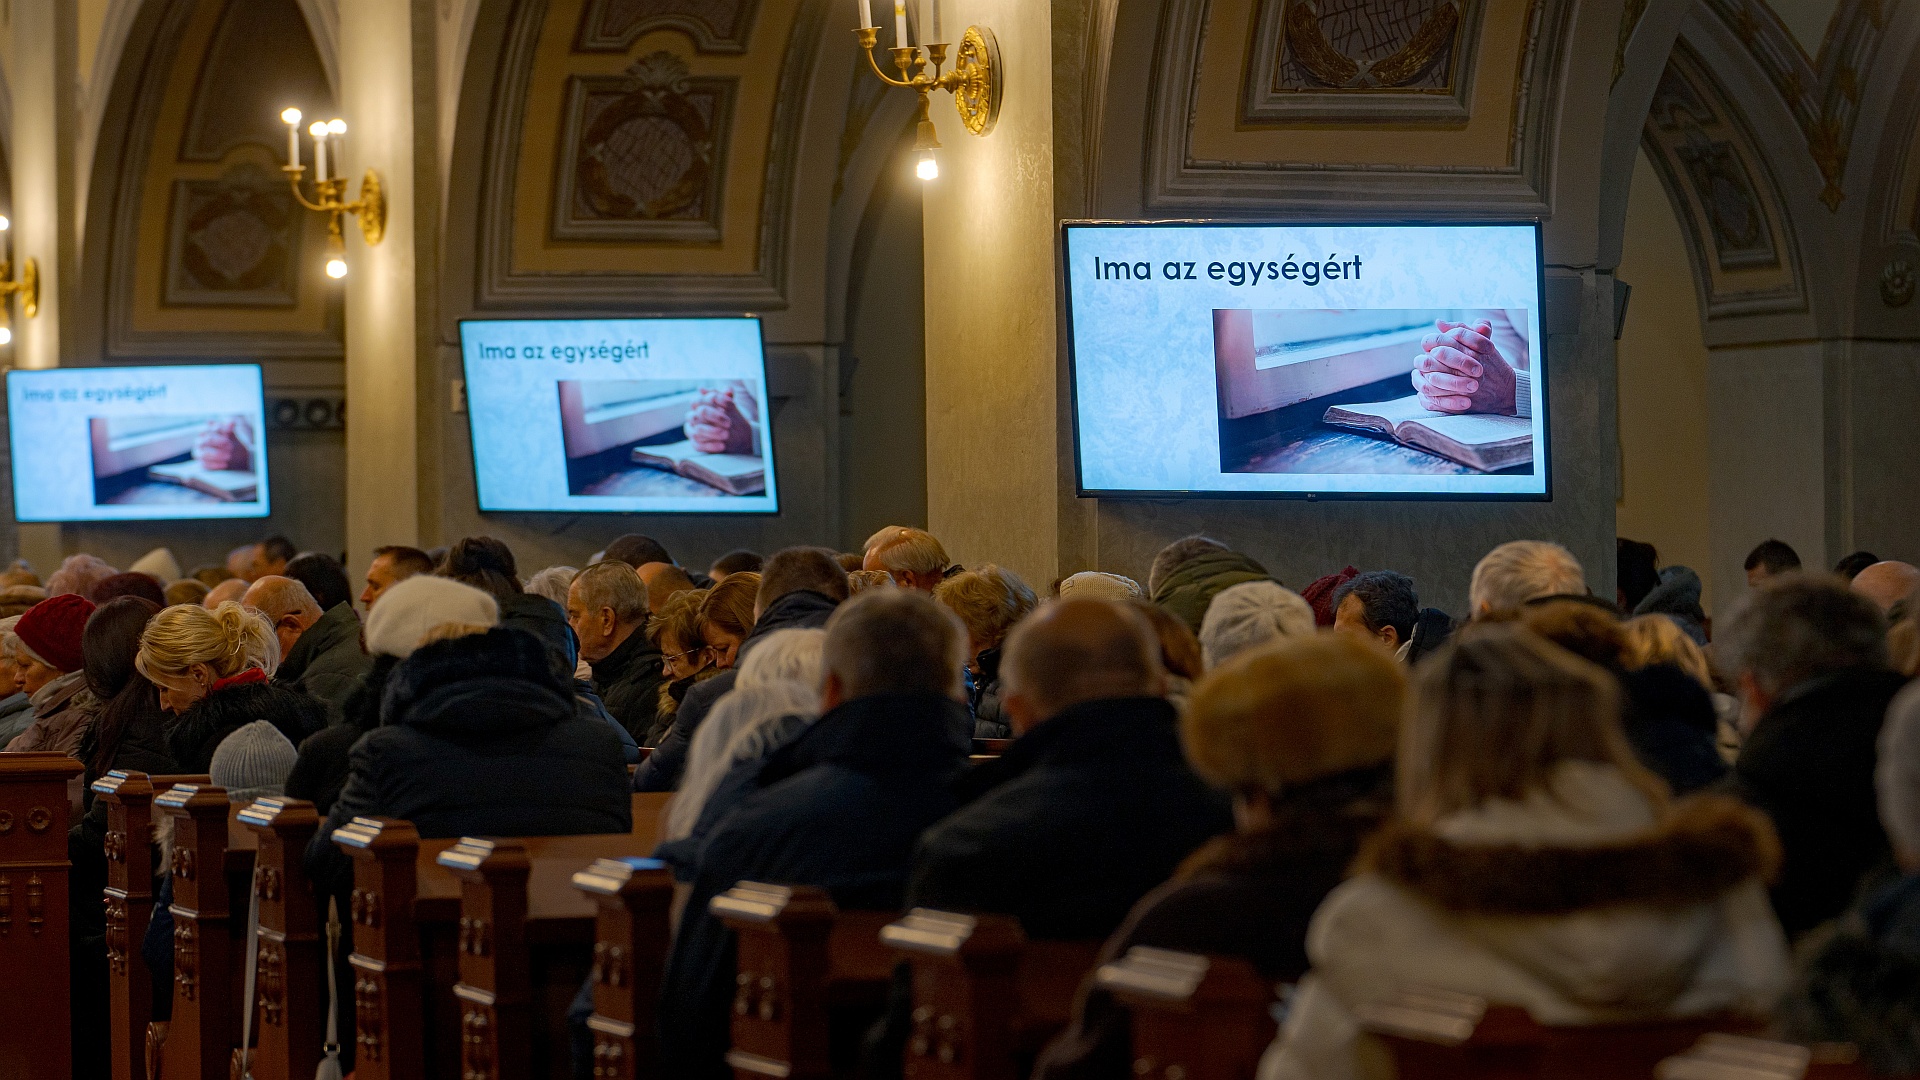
[
  {"xmin": 336, "ymin": 0, "xmax": 439, "ymax": 569},
  {"xmin": 7, "ymin": 2, "xmax": 80, "ymax": 571}
]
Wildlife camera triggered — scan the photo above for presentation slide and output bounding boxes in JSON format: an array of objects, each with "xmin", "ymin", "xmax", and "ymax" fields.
[
  {"xmin": 7, "ymin": 364, "xmax": 270, "ymax": 522},
  {"xmin": 460, "ymin": 318, "xmax": 779, "ymax": 514},
  {"xmin": 1063, "ymin": 222, "xmax": 1548, "ymax": 499}
]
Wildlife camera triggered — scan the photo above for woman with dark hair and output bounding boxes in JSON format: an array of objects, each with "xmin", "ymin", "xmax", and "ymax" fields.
[
  {"xmin": 437, "ymin": 535, "xmax": 525, "ymax": 601},
  {"xmin": 69, "ymin": 596, "xmax": 175, "ymax": 1080}
]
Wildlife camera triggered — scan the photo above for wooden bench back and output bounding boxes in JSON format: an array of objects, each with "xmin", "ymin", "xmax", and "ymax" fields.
[
  {"xmin": 880, "ymin": 908, "xmax": 1102, "ymax": 1080},
  {"xmin": 0, "ymin": 753, "xmax": 86, "ymax": 1080},
  {"xmin": 572, "ymin": 856, "xmax": 675, "ymax": 1080},
  {"xmin": 710, "ymin": 883, "xmax": 898, "ymax": 1080},
  {"xmin": 1096, "ymin": 947, "xmax": 1277, "ymax": 1080}
]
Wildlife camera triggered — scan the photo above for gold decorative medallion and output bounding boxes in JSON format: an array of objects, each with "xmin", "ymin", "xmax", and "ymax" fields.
[
  {"xmin": 356, "ymin": 169, "xmax": 386, "ymax": 246},
  {"xmin": 952, "ymin": 26, "xmax": 1001, "ymax": 137}
]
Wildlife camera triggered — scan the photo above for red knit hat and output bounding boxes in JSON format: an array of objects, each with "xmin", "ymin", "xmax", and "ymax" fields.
[{"xmin": 16, "ymin": 593, "xmax": 95, "ymax": 673}]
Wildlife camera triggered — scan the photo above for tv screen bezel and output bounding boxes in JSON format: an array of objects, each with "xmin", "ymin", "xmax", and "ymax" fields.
[
  {"xmin": 1059, "ymin": 218, "xmax": 1552, "ymax": 503},
  {"xmin": 456, "ymin": 314, "xmax": 782, "ymax": 516},
  {"xmin": 6, "ymin": 362, "xmax": 273, "ymax": 523}
]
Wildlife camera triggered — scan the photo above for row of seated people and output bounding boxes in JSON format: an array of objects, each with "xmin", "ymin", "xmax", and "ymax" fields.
[{"xmin": 6, "ymin": 526, "xmax": 1920, "ymax": 1078}]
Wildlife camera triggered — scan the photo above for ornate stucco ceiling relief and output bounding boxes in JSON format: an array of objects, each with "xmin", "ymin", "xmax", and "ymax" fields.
[
  {"xmin": 1640, "ymin": 45, "xmax": 1805, "ymax": 319},
  {"xmin": 1700, "ymin": 0, "xmax": 1897, "ymax": 211},
  {"xmin": 1243, "ymin": 0, "xmax": 1486, "ymax": 122},
  {"xmin": 575, "ymin": 0, "xmax": 762, "ymax": 53}
]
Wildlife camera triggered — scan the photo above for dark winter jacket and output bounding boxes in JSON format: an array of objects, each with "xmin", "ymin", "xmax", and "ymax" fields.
[
  {"xmin": 1633, "ymin": 567, "xmax": 1710, "ymax": 646},
  {"xmin": 1783, "ymin": 872, "xmax": 1920, "ymax": 1075},
  {"xmin": 652, "ymin": 712, "xmax": 812, "ymax": 883},
  {"xmin": 658, "ymin": 692, "xmax": 971, "ymax": 1079},
  {"xmin": 276, "ymin": 602, "xmax": 372, "ymax": 719},
  {"xmin": 634, "ymin": 588, "xmax": 840, "ymax": 792},
  {"xmin": 968, "ymin": 648, "xmax": 1009, "ymax": 740},
  {"xmin": 1620, "ymin": 662, "xmax": 1726, "ymax": 795},
  {"xmin": 1404, "ymin": 607, "xmax": 1455, "ymax": 664},
  {"xmin": 1035, "ymin": 765, "xmax": 1394, "ymax": 1080},
  {"xmin": 165, "ymin": 678, "xmax": 325, "ymax": 775},
  {"xmin": 285, "ymin": 654, "xmax": 400, "ymax": 817},
  {"xmin": 0, "ymin": 690, "xmax": 34, "ymax": 747},
  {"xmin": 494, "ymin": 592, "xmax": 641, "ymax": 762},
  {"xmin": 590, "ymin": 624, "xmax": 666, "ymax": 743},
  {"xmin": 1726, "ymin": 667, "xmax": 1909, "ymax": 937},
  {"xmin": 1150, "ymin": 551, "xmax": 1273, "ymax": 633},
  {"xmin": 908, "ymin": 696, "xmax": 1231, "ymax": 940},
  {"xmin": 304, "ymin": 628, "xmax": 631, "ymax": 895}
]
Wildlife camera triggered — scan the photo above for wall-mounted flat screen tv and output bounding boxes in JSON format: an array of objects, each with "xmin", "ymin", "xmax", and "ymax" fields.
[
  {"xmin": 460, "ymin": 317, "xmax": 779, "ymax": 514},
  {"xmin": 1062, "ymin": 221, "xmax": 1549, "ymax": 500},
  {"xmin": 7, "ymin": 363, "xmax": 271, "ymax": 522}
]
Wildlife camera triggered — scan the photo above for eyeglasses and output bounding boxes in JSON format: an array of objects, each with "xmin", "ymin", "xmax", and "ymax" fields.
[{"xmin": 664, "ymin": 645, "xmax": 710, "ymax": 664}]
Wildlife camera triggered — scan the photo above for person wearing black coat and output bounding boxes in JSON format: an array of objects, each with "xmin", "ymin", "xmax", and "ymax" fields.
[
  {"xmin": 285, "ymin": 653, "xmax": 400, "ymax": 816},
  {"xmin": 654, "ymin": 589, "xmax": 967, "ymax": 1080},
  {"xmin": 1034, "ymin": 631, "xmax": 1405, "ymax": 1080},
  {"xmin": 1718, "ymin": 574, "xmax": 1909, "ymax": 938},
  {"xmin": 635, "ymin": 586, "xmax": 840, "ymax": 791},
  {"xmin": 304, "ymin": 626, "xmax": 631, "ymax": 895},
  {"xmin": 164, "ymin": 676, "xmax": 325, "ymax": 774}
]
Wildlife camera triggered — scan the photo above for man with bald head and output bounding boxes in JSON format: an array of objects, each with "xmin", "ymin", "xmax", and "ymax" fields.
[
  {"xmin": 1852, "ymin": 560, "xmax": 1920, "ymax": 614},
  {"xmin": 244, "ymin": 574, "xmax": 369, "ymax": 717},
  {"xmin": 907, "ymin": 598, "xmax": 1231, "ymax": 938},
  {"xmin": 636, "ymin": 561, "xmax": 696, "ymax": 615},
  {"xmin": 204, "ymin": 578, "xmax": 248, "ymax": 609}
]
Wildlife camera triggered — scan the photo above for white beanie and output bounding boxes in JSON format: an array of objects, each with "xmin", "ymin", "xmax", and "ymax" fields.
[
  {"xmin": 1057, "ymin": 571, "xmax": 1146, "ymax": 603},
  {"xmin": 129, "ymin": 547, "xmax": 182, "ymax": 583},
  {"xmin": 363, "ymin": 575, "xmax": 499, "ymax": 659},
  {"xmin": 210, "ymin": 720, "xmax": 299, "ymax": 804},
  {"xmin": 1199, "ymin": 580, "xmax": 1315, "ymax": 670}
]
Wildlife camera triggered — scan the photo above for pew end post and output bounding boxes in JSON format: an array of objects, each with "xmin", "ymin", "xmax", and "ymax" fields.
[
  {"xmin": 333, "ymin": 816, "xmax": 425, "ymax": 1080},
  {"xmin": 0, "ymin": 753, "xmax": 85, "ymax": 1080},
  {"xmin": 1098, "ymin": 947, "xmax": 1278, "ymax": 1080},
  {"xmin": 237, "ymin": 797, "xmax": 323, "ymax": 1080},
  {"xmin": 711, "ymin": 881, "xmax": 840, "ymax": 1080},
  {"xmin": 436, "ymin": 837, "xmax": 534, "ymax": 1080},
  {"xmin": 572, "ymin": 856, "xmax": 674, "ymax": 1080},
  {"xmin": 96, "ymin": 769, "xmax": 158, "ymax": 1080},
  {"xmin": 880, "ymin": 908, "xmax": 1027, "ymax": 1080},
  {"xmin": 153, "ymin": 782, "xmax": 239, "ymax": 1080}
]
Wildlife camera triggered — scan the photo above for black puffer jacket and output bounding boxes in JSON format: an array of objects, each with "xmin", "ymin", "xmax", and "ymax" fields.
[
  {"xmin": 286, "ymin": 654, "xmax": 401, "ymax": 817},
  {"xmin": 165, "ymin": 678, "xmax": 326, "ymax": 774},
  {"xmin": 304, "ymin": 628, "xmax": 631, "ymax": 894}
]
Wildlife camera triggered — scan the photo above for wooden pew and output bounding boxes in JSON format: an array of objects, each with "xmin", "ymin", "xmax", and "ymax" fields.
[
  {"xmin": 152, "ymin": 782, "xmax": 260, "ymax": 1080},
  {"xmin": 572, "ymin": 856, "xmax": 675, "ymax": 1079},
  {"xmin": 880, "ymin": 908, "xmax": 1103, "ymax": 1080},
  {"xmin": 710, "ymin": 882, "xmax": 898, "ymax": 1080},
  {"xmin": 96, "ymin": 771, "xmax": 210, "ymax": 1080},
  {"xmin": 0, "ymin": 752, "xmax": 86, "ymax": 1080},
  {"xmin": 236, "ymin": 798, "xmax": 324, "ymax": 1080},
  {"xmin": 1095, "ymin": 946, "xmax": 1277, "ymax": 1080},
  {"xmin": 1355, "ymin": 988, "xmax": 1766, "ymax": 1080}
]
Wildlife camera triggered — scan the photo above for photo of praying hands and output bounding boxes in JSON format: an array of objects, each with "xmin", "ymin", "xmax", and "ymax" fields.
[
  {"xmin": 1409, "ymin": 309, "xmax": 1531, "ymax": 416},
  {"xmin": 190, "ymin": 415, "xmax": 257, "ymax": 474},
  {"xmin": 686, "ymin": 381, "xmax": 762, "ymax": 456}
]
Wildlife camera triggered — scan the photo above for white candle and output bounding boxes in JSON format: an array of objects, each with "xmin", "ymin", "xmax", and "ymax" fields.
[
  {"xmin": 282, "ymin": 108, "xmax": 301, "ymax": 168},
  {"xmin": 929, "ymin": 0, "xmax": 942, "ymax": 41},
  {"xmin": 894, "ymin": 0, "xmax": 908, "ymax": 45},
  {"xmin": 310, "ymin": 122, "xmax": 328, "ymax": 181},
  {"xmin": 858, "ymin": 0, "xmax": 872, "ymax": 29}
]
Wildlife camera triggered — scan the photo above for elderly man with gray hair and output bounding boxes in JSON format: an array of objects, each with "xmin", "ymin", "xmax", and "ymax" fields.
[
  {"xmin": 566, "ymin": 560, "xmax": 663, "ymax": 742},
  {"xmin": 244, "ymin": 574, "xmax": 369, "ymax": 717},
  {"xmin": 862, "ymin": 525, "xmax": 954, "ymax": 591},
  {"xmin": 1467, "ymin": 539, "xmax": 1586, "ymax": 617},
  {"xmin": 1720, "ymin": 572, "xmax": 1907, "ymax": 938},
  {"xmin": 658, "ymin": 588, "xmax": 973, "ymax": 1077}
]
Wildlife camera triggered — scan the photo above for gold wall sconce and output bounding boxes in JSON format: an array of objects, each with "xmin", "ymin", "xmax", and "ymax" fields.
[
  {"xmin": 278, "ymin": 108, "xmax": 385, "ymax": 279},
  {"xmin": 855, "ymin": 0, "xmax": 1002, "ymax": 180},
  {"xmin": 0, "ymin": 216, "xmax": 37, "ymax": 344}
]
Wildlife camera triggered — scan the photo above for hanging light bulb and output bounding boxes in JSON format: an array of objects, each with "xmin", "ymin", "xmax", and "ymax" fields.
[
  {"xmin": 0, "ymin": 216, "xmax": 11, "ymax": 232},
  {"xmin": 325, "ymin": 232, "xmax": 348, "ymax": 279},
  {"xmin": 0, "ymin": 327, "xmax": 13, "ymax": 346},
  {"xmin": 916, "ymin": 148, "xmax": 939, "ymax": 181}
]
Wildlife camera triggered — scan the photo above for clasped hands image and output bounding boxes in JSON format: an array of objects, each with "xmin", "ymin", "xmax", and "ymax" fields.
[
  {"xmin": 685, "ymin": 381, "xmax": 761, "ymax": 455},
  {"xmin": 1410, "ymin": 318, "xmax": 1518, "ymax": 416},
  {"xmin": 190, "ymin": 415, "xmax": 257, "ymax": 474}
]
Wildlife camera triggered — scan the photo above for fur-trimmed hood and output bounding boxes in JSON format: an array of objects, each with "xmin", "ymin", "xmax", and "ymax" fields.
[{"xmin": 1356, "ymin": 793, "xmax": 1780, "ymax": 916}]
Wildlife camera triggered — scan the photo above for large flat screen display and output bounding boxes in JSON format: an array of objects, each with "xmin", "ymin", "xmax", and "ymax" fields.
[
  {"xmin": 460, "ymin": 318, "xmax": 779, "ymax": 514},
  {"xmin": 1063, "ymin": 221, "xmax": 1548, "ymax": 500},
  {"xmin": 7, "ymin": 364, "xmax": 270, "ymax": 522}
]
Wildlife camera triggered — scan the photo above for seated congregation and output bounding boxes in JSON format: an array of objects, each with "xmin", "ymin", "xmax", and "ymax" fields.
[{"xmin": 7, "ymin": 526, "xmax": 1920, "ymax": 1079}]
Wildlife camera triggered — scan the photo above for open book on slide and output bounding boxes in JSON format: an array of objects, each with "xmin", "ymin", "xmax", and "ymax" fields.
[
  {"xmin": 146, "ymin": 461, "xmax": 259, "ymax": 501},
  {"xmin": 631, "ymin": 440, "xmax": 766, "ymax": 496},
  {"xmin": 1322, "ymin": 395, "xmax": 1533, "ymax": 473}
]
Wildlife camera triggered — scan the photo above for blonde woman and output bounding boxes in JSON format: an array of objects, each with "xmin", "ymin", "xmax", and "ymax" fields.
[
  {"xmin": 139, "ymin": 600, "xmax": 325, "ymax": 773},
  {"xmin": 933, "ymin": 564, "xmax": 1038, "ymax": 738},
  {"xmin": 646, "ymin": 588, "xmax": 719, "ymax": 745},
  {"xmin": 1625, "ymin": 612, "xmax": 1743, "ymax": 765},
  {"xmin": 1259, "ymin": 625, "xmax": 1789, "ymax": 1080}
]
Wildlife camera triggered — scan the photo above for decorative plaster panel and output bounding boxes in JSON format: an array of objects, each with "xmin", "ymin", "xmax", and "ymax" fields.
[
  {"xmin": 1242, "ymin": 0, "xmax": 1485, "ymax": 123},
  {"xmin": 574, "ymin": 0, "xmax": 761, "ymax": 53}
]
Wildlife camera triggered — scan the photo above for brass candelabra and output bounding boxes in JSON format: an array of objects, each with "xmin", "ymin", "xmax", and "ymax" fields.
[{"xmin": 854, "ymin": 22, "xmax": 1001, "ymax": 178}]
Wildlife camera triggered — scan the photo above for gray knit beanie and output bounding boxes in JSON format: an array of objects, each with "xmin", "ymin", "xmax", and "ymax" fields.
[{"xmin": 209, "ymin": 720, "xmax": 298, "ymax": 804}]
